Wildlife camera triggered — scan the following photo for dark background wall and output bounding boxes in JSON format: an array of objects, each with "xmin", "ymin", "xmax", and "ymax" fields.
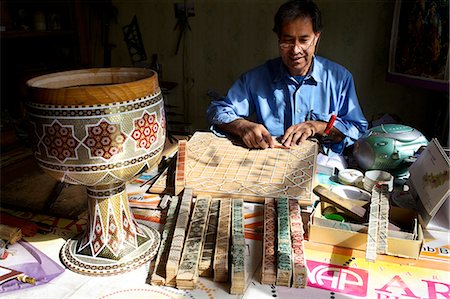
[
  {"xmin": 1, "ymin": 0, "xmax": 448, "ymax": 146},
  {"xmin": 108, "ymin": 0, "xmax": 449, "ymax": 146}
]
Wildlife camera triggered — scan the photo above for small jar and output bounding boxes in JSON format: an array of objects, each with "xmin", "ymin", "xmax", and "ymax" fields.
[{"xmin": 33, "ymin": 10, "xmax": 46, "ymax": 31}]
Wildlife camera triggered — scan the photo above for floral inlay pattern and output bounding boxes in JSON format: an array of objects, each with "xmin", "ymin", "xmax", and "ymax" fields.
[
  {"xmin": 83, "ymin": 120, "xmax": 127, "ymax": 160},
  {"xmin": 131, "ymin": 112, "xmax": 159, "ymax": 149},
  {"xmin": 42, "ymin": 120, "xmax": 79, "ymax": 163}
]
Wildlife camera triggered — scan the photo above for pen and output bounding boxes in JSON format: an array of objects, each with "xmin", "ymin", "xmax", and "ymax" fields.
[
  {"xmin": 324, "ymin": 114, "xmax": 336, "ymax": 136},
  {"xmin": 323, "ymin": 114, "xmax": 336, "ymax": 156}
]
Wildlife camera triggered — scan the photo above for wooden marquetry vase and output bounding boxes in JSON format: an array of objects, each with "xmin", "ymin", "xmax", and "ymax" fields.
[{"xmin": 26, "ymin": 68, "xmax": 164, "ymax": 276}]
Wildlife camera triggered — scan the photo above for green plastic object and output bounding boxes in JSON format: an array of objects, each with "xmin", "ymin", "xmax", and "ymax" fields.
[
  {"xmin": 324, "ymin": 213, "xmax": 346, "ymax": 222},
  {"xmin": 353, "ymin": 124, "xmax": 428, "ymax": 176}
]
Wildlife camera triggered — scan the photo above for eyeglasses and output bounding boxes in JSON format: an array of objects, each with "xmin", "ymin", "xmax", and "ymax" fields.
[{"xmin": 279, "ymin": 36, "xmax": 316, "ymax": 53}]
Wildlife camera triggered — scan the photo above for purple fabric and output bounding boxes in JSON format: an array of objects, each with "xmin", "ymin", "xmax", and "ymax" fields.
[{"xmin": 0, "ymin": 240, "xmax": 64, "ymax": 293}]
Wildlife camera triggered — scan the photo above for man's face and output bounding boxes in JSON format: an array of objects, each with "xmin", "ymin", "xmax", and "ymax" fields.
[{"xmin": 279, "ymin": 17, "xmax": 320, "ymax": 76}]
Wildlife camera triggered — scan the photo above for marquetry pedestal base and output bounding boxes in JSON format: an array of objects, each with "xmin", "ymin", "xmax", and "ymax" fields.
[{"xmin": 59, "ymin": 183, "xmax": 160, "ymax": 276}]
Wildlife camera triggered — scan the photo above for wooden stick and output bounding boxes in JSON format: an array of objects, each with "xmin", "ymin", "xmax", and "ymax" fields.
[
  {"xmin": 366, "ymin": 185, "xmax": 381, "ymax": 262},
  {"xmin": 213, "ymin": 198, "xmax": 232, "ymax": 282},
  {"xmin": 276, "ymin": 197, "xmax": 292, "ymax": 287},
  {"xmin": 378, "ymin": 185, "xmax": 390, "ymax": 254},
  {"xmin": 230, "ymin": 199, "xmax": 246, "ymax": 294},
  {"xmin": 174, "ymin": 140, "xmax": 187, "ymax": 196},
  {"xmin": 165, "ymin": 188, "xmax": 192, "ymax": 286},
  {"xmin": 158, "ymin": 194, "xmax": 171, "ymax": 210},
  {"xmin": 199, "ymin": 198, "xmax": 219, "ymax": 277},
  {"xmin": 150, "ymin": 196, "xmax": 179, "ymax": 286},
  {"xmin": 261, "ymin": 198, "xmax": 277, "ymax": 285},
  {"xmin": 367, "ymin": 184, "xmax": 390, "ymax": 262},
  {"xmin": 289, "ymin": 199, "xmax": 307, "ymax": 288},
  {"xmin": 176, "ymin": 196, "xmax": 211, "ymax": 289}
]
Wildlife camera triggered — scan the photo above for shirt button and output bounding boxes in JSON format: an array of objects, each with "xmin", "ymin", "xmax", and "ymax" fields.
[{"xmin": 297, "ymin": 109, "xmax": 301, "ymax": 113}]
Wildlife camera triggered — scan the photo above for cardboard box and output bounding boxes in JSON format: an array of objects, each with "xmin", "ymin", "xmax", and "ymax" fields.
[{"xmin": 308, "ymin": 204, "xmax": 424, "ymax": 259}]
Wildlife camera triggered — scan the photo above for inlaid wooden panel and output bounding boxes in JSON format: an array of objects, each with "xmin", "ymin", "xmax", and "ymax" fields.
[{"xmin": 173, "ymin": 132, "xmax": 317, "ymax": 205}]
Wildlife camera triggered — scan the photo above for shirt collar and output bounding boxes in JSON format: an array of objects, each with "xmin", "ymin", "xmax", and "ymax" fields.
[
  {"xmin": 273, "ymin": 55, "xmax": 322, "ymax": 84},
  {"xmin": 309, "ymin": 55, "xmax": 323, "ymax": 83}
]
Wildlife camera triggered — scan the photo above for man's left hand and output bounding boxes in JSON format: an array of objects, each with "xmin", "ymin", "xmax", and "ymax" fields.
[{"xmin": 281, "ymin": 120, "xmax": 325, "ymax": 146}]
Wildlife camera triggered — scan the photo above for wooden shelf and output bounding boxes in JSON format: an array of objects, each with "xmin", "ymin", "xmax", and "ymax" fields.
[{"xmin": 0, "ymin": 30, "xmax": 75, "ymax": 39}]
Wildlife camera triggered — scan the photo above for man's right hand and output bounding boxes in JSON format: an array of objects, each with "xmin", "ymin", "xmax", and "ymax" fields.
[{"xmin": 217, "ymin": 119, "xmax": 275, "ymax": 149}]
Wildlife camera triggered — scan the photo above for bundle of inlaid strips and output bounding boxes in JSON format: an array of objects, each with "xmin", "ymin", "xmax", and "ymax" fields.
[
  {"xmin": 261, "ymin": 197, "xmax": 308, "ymax": 288},
  {"xmin": 149, "ymin": 187, "xmax": 247, "ymax": 294}
]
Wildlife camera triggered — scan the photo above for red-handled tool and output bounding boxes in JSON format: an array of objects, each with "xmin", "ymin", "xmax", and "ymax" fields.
[{"xmin": 324, "ymin": 114, "xmax": 336, "ymax": 136}]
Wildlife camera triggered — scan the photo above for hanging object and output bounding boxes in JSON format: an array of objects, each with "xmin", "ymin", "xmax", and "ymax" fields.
[
  {"xmin": 173, "ymin": 3, "xmax": 195, "ymax": 55},
  {"xmin": 122, "ymin": 15, "xmax": 147, "ymax": 65}
]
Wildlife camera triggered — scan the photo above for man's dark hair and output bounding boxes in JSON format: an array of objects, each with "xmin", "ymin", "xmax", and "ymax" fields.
[{"xmin": 273, "ymin": 0, "xmax": 323, "ymax": 36}]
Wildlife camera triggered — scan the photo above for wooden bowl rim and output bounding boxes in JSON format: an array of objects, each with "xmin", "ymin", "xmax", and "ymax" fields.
[
  {"xmin": 26, "ymin": 67, "xmax": 159, "ymax": 105},
  {"xmin": 26, "ymin": 67, "xmax": 155, "ymax": 89}
]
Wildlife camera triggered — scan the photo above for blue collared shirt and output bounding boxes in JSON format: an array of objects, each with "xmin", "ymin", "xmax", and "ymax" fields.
[{"xmin": 206, "ymin": 56, "xmax": 368, "ymax": 154}]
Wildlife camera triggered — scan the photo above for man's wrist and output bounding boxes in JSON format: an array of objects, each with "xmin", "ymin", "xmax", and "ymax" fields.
[
  {"xmin": 217, "ymin": 118, "xmax": 246, "ymax": 137},
  {"xmin": 308, "ymin": 120, "xmax": 327, "ymax": 136}
]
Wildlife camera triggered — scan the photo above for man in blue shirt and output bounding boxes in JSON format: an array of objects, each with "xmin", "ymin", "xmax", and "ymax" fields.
[{"xmin": 206, "ymin": 0, "xmax": 368, "ymax": 155}]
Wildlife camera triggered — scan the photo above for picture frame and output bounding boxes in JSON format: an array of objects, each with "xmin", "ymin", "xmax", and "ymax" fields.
[{"xmin": 387, "ymin": 0, "xmax": 449, "ymax": 92}]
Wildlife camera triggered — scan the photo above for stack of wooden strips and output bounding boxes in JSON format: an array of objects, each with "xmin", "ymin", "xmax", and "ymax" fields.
[
  {"xmin": 366, "ymin": 184, "xmax": 390, "ymax": 262},
  {"xmin": 289, "ymin": 199, "xmax": 307, "ymax": 288},
  {"xmin": 276, "ymin": 197, "xmax": 292, "ymax": 286},
  {"xmin": 150, "ymin": 196, "xmax": 179, "ymax": 285},
  {"xmin": 213, "ymin": 198, "xmax": 232, "ymax": 282},
  {"xmin": 199, "ymin": 199, "xmax": 220, "ymax": 277},
  {"xmin": 230, "ymin": 199, "xmax": 246, "ymax": 294},
  {"xmin": 261, "ymin": 198, "xmax": 308, "ymax": 288},
  {"xmin": 261, "ymin": 198, "xmax": 277, "ymax": 285},
  {"xmin": 176, "ymin": 195, "xmax": 211, "ymax": 289},
  {"xmin": 148, "ymin": 192, "xmax": 308, "ymax": 292},
  {"xmin": 165, "ymin": 187, "xmax": 193, "ymax": 286},
  {"xmin": 147, "ymin": 192, "xmax": 249, "ymax": 294}
]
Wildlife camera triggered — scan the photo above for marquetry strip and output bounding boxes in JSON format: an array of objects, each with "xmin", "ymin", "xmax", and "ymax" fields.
[
  {"xmin": 289, "ymin": 199, "xmax": 307, "ymax": 288},
  {"xmin": 366, "ymin": 185, "xmax": 381, "ymax": 262},
  {"xmin": 213, "ymin": 199, "xmax": 232, "ymax": 282},
  {"xmin": 176, "ymin": 196, "xmax": 211, "ymax": 289},
  {"xmin": 261, "ymin": 198, "xmax": 277, "ymax": 285},
  {"xmin": 175, "ymin": 140, "xmax": 187, "ymax": 195},
  {"xmin": 150, "ymin": 196, "xmax": 180, "ymax": 286},
  {"xmin": 377, "ymin": 185, "xmax": 390, "ymax": 254},
  {"xmin": 199, "ymin": 199, "xmax": 220, "ymax": 277},
  {"xmin": 276, "ymin": 197, "xmax": 292, "ymax": 287},
  {"xmin": 159, "ymin": 194, "xmax": 171, "ymax": 209},
  {"xmin": 166, "ymin": 188, "xmax": 193, "ymax": 286},
  {"xmin": 230, "ymin": 199, "xmax": 246, "ymax": 294}
]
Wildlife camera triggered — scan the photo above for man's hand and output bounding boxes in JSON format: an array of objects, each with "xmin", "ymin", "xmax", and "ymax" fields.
[
  {"xmin": 217, "ymin": 119, "xmax": 275, "ymax": 149},
  {"xmin": 281, "ymin": 120, "xmax": 344, "ymax": 146},
  {"xmin": 281, "ymin": 121, "xmax": 322, "ymax": 146}
]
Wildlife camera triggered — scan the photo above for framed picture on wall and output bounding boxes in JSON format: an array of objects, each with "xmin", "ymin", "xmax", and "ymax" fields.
[{"xmin": 388, "ymin": 0, "xmax": 449, "ymax": 92}]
